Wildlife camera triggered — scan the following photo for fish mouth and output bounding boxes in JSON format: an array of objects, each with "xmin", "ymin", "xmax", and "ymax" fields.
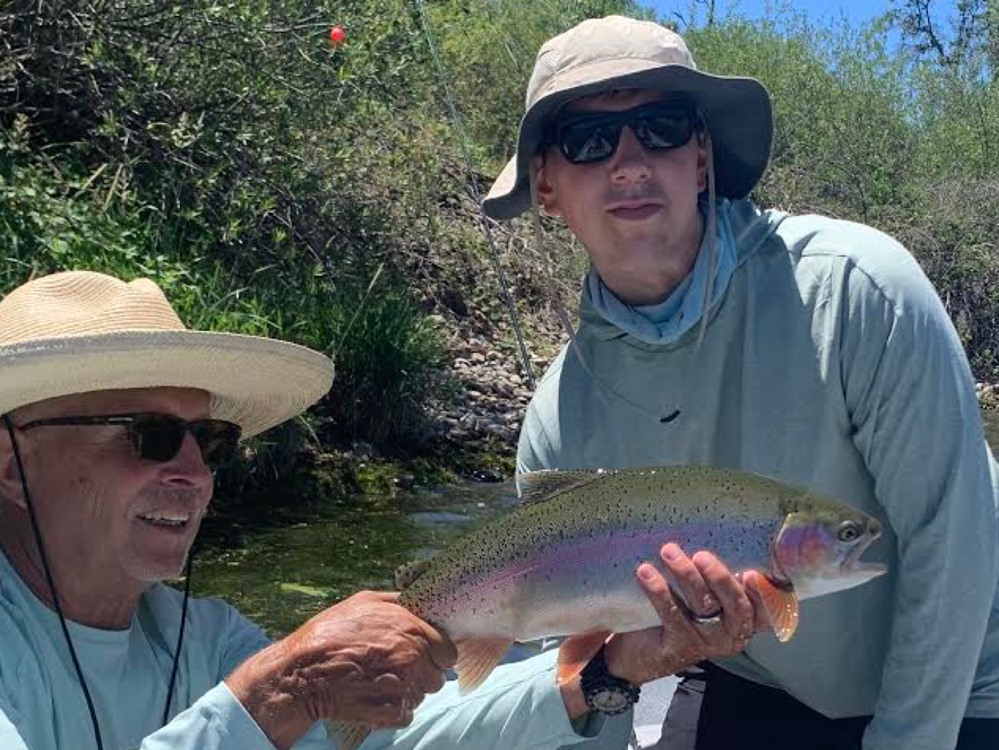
[{"xmin": 842, "ymin": 527, "xmax": 886, "ymax": 577}]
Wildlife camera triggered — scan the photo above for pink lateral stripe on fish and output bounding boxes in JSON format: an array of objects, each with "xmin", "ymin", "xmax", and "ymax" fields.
[{"xmin": 328, "ymin": 465, "xmax": 886, "ymax": 750}]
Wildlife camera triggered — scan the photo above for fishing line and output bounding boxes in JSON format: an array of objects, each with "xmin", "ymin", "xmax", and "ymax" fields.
[{"xmin": 411, "ymin": 0, "xmax": 536, "ymax": 389}]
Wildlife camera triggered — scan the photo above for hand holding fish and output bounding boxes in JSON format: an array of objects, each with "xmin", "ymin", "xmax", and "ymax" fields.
[
  {"xmin": 601, "ymin": 544, "xmax": 763, "ymax": 689},
  {"xmin": 225, "ymin": 590, "xmax": 456, "ymax": 750},
  {"xmin": 327, "ymin": 467, "xmax": 886, "ymax": 749}
]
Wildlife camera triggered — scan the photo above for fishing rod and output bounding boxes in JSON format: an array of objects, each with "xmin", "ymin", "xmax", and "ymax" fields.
[{"xmin": 411, "ymin": 0, "xmax": 536, "ymax": 390}]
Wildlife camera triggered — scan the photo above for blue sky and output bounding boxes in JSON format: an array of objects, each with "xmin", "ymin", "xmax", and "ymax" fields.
[{"xmin": 649, "ymin": 0, "xmax": 895, "ymax": 29}]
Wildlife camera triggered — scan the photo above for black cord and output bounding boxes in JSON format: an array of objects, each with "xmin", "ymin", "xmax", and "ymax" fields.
[
  {"xmin": 2, "ymin": 414, "xmax": 104, "ymax": 750},
  {"xmin": 3, "ymin": 414, "xmax": 192, "ymax": 746},
  {"xmin": 162, "ymin": 549, "xmax": 193, "ymax": 725}
]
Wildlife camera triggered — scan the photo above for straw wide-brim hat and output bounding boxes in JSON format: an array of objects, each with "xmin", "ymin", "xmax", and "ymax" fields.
[
  {"xmin": 0, "ymin": 271, "xmax": 334, "ymax": 439},
  {"xmin": 483, "ymin": 15, "xmax": 773, "ymax": 221}
]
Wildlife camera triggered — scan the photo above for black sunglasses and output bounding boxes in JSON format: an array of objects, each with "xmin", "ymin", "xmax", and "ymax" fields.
[
  {"xmin": 546, "ymin": 99, "xmax": 699, "ymax": 164},
  {"xmin": 17, "ymin": 412, "xmax": 242, "ymax": 469}
]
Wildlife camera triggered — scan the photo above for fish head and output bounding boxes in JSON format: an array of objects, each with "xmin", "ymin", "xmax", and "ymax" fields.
[{"xmin": 772, "ymin": 497, "xmax": 887, "ymax": 600}]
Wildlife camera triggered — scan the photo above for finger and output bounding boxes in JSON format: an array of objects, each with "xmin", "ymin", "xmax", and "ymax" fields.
[
  {"xmin": 372, "ymin": 672, "xmax": 411, "ymax": 698},
  {"xmin": 347, "ymin": 692, "xmax": 411, "ymax": 728},
  {"xmin": 660, "ymin": 543, "xmax": 718, "ymax": 618},
  {"xmin": 692, "ymin": 552, "xmax": 754, "ymax": 641},
  {"xmin": 739, "ymin": 571, "xmax": 774, "ymax": 633},
  {"xmin": 419, "ymin": 664, "xmax": 447, "ymax": 695},
  {"xmin": 406, "ymin": 646, "xmax": 447, "ymax": 696},
  {"xmin": 364, "ymin": 702, "xmax": 415, "ymax": 729},
  {"xmin": 364, "ymin": 590, "xmax": 401, "ymax": 603},
  {"xmin": 634, "ymin": 561, "xmax": 689, "ymax": 629},
  {"xmin": 417, "ymin": 622, "xmax": 458, "ymax": 670}
]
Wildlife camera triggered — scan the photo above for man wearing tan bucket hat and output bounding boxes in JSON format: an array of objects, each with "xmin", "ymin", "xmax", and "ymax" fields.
[
  {"xmin": 489, "ymin": 14, "xmax": 999, "ymax": 750},
  {"xmin": 0, "ymin": 269, "xmax": 765, "ymax": 750}
]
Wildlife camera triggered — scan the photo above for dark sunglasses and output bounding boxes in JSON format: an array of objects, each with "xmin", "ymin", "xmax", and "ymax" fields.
[
  {"xmin": 18, "ymin": 412, "xmax": 242, "ymax": 469},
  {"xmin": 546, "ymin": 99, "xmax": 699, "ymax": 164}
]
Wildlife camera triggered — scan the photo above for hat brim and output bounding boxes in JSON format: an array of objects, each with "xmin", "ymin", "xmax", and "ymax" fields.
[
  {"xmin": 0, "ymin": 330, "xmax": 334, "ymax": 439},
  {"xmin": 483, "ymin": 61, "xmax": 772, "ymax": 220}
]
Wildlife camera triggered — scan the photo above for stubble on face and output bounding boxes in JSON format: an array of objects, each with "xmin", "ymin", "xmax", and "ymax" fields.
[
  {"xmin": 535, "ymin": 88, "xmax": 708, "ymax": 305},
  {"xmin": 0, "ymin": 388, "xmax": 215, "ymax": 623}
]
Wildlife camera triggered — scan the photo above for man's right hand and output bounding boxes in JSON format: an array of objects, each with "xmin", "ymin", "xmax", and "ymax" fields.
[{"xmin": 225, "ymin": 590, "xmax": 456, "ymax": 750}]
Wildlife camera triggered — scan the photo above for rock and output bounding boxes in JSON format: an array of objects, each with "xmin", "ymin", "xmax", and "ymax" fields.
[
  {"xmin": 351, "ymin": 441, "xmax": 377, "ymax": 460},
  {"xmin": 471, "ymin": 352, "xmax": 487, "ymax": 364},
  {"xmin": 471, "ymin": 468, "xmax": 504, "ymax": 483},
  {"xmin": 394, "ymin": 473, "xmax": 416, "ymax": 491}
]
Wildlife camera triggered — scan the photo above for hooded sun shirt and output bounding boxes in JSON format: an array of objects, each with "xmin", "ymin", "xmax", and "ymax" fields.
[
  {"xmin": 518, "ymin": 197, "xmax": 999, "ymax": 750},
  {"xmin": 585, "ymin": 198, "xmax": 737, "ymax": 345}
]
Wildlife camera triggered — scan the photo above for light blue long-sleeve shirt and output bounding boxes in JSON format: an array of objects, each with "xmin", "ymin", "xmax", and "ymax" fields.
[
  {"xmin": 517, "ymin": 199, "xmax": 999, "ymax": 750},
  {"xmin": 0, "ymin": 550, "xmax": 630, "ymax": 749}
]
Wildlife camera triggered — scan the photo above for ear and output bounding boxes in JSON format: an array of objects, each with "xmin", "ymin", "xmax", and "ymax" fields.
[
  {"xmin": 696, "ymin": 134, "xmax": 710, "ymax": 193},
  {"xmin": 0, "ymin": 425, "xmax": 28, "ymax": 511},
  {"xmin": 533, "ymin": 154, "xmax": 563, "ymax": 218}
]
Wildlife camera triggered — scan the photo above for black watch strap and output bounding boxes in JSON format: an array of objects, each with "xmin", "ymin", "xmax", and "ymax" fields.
[{"xmin": 579, "ymin": 644, "xmax": 641, "ymax": 715}]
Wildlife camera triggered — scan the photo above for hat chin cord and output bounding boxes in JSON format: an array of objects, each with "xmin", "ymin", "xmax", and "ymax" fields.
[{"xmin": 1, "ymin": 414, "xmax": 193, "ymax": 750}]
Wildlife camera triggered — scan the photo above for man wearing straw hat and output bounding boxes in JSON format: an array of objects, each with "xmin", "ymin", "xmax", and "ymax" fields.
[
  {"xmin": 0, "ymin": 269, "xmax": 763, "ymax": 750},
  {"xmin": 484, "ymin": 14, "xmax": 999, "ymax": 750}
]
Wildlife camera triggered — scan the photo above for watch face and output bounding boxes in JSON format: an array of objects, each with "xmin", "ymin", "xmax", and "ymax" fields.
[{"xmin": 590, "ymin": 687, "xmax": 629, "ymax": 713}]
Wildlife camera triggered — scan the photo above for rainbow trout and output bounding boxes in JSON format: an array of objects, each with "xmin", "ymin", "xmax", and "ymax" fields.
[{"xmin": 330, "ymin": 466, "xmax": 885, "ymax": 750}]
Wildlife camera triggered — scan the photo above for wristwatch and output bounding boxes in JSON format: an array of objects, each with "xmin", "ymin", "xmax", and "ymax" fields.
[{"xmin": 579, "ymin": 645, "xmax": 641, "ymax": 715}]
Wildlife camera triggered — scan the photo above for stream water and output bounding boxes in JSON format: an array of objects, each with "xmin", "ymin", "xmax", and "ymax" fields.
[
  {"xmin": 193, "ymin": 407, "xmax": 999, "ymax": 640},
  {"xmin": 192, "ymin": 481, "xmax": 520, "ymax": 637}
]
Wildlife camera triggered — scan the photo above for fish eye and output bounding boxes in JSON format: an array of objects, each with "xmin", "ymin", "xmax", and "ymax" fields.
[{"xmin": 837, "ymin": 521, "xmax": 863, "ymax": 542}]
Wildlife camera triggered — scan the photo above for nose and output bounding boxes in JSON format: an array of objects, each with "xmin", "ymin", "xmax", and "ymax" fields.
[
  {"xmin": 609, "ymin": 126, "xmax": 651, "ymax": 184},
  {"xmin": 162, "ymin": 432, "xmax": 213, "ymax": 489}
]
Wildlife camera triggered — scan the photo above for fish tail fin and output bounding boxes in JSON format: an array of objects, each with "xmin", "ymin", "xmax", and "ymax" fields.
[
  {"xmin": 326, "ymin": 720, "xmax": 370, "ymax": 750},
  {"xmin": 751, "ymin": 575, "xmax": 800, "ymax": 642},
  {"xmin": 556, "ymin": 630, "xmax": 611, "ymax": 685},
  {"xmin": 455, "ymin": 638, "xmax": 513, "ymax": 693}
]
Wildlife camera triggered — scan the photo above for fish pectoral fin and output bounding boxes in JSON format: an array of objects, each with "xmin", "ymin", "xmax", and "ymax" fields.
[
  {"xmin": 752, "ymin": 577, "xmax": 800, "ymax": 643},
  {"xmin": 455, "ymin": 638, "xmax": 513, "ymax": 694},
  {"xmin": 556, "ymin": 630, "xmax": 611, "ymax": 685},
  {"xmin": 326, "ymin": 720, "xmax": 369, "ymax": 750}
]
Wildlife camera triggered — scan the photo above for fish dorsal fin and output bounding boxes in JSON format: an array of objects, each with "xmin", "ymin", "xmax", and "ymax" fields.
[
  {"xmin": 394, "ymin": 559, "xmax": 433, "ymax": 591},
  {"xmin": 518, "ymin": 469, "xmax": 612, "ymax": 504}
]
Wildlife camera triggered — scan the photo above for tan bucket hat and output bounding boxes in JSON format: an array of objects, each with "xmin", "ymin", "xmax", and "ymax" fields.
[
  {"xmin": 483, "ymin": 15, "xmax": 773, "ymax": 220},
  {"xmin": 0, "ymin": 271, "xmax": 334, "ymax": 438}
]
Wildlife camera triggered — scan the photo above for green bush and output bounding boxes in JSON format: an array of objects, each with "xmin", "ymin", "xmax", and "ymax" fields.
[
  {"xmin": 4, "ymin": 0, "xmax": 999, "ymax": 495},
  {"xmin": 326, "ymin": 282, "xmax": 449, "ymax": 446}
]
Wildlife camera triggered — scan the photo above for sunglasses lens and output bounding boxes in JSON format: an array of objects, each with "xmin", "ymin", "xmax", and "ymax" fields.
[
  {"xmin": 554, "ymin": 102, "xmax": 695, "ymax": 164},
  {"xmin": 129, "ymin": 415, "xmax": 240, "ymax": 468},
  {"xmin": 191, "ymin": 421, "xmax": 241, "ymax": 469},
  {"xmin": 130, "ymin": 415, "xmax": 187, "ymax": 463},
  {"xmin": 559, "ymin": 122, "xmax": 619, "ymax": 163},
  {"xmin": 634, "ymin": 112, "xmax": 693, "ymax": 150}
]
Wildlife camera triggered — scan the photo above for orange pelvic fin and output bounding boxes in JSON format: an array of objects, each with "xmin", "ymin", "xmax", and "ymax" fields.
[
  {"xmin": 753, "ymin": 576, "xmax": 800, "ymax": 643},
  {"xmin": 556, "ymin": 630, "xmax": 611, "ymax": 685},
  {"xmin": 455, "ymin": 637, "xmax": 513, "ymax": 694}
]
